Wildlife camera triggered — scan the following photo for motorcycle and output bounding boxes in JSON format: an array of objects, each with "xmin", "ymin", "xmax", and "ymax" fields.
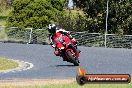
[{"xmin": 53, "ymin": 32, "xmax": 80, "ymax": 66}]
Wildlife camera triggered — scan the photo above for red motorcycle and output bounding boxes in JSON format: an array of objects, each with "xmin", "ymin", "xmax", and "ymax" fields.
[{"xmin": 53, "ymin": 32, "xmax": 80, "ymax": 66}]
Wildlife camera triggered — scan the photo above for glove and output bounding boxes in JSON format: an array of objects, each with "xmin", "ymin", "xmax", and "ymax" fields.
[
  {"xmin": 50, "ymin": 42, "xmax": 56, "ymax": 48},
  {"xmin": 69, "ymin": 35, "xmax": 73, "ymax": 39},
  {"xmin": 51, "ymin": 44, "xmax": 56, "ymax": 48}
]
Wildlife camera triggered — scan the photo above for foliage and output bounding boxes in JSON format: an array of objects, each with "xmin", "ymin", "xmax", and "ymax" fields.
[
  {"xmin": 7, "ymin": 0, "xmax": 65, "ymax": 28},
  {"xmin": 57, "ymin": 10, "xmax": 87, "ymax": 32},
  {"xmin": 73, "ymin": 0, "xmax": 132, "ymax": 34},
  {"xmin": 5, "ymin": 0, "xmax": 132, "ymax": 34},
  {"xmin": 108, "ymin": 0, "xmax": 132, "ymax": 34},
  {"xmin": 4, "ymin": 0, "xmax": 87, "ymax": 32},
  {"xmin": 0, "ymin": 0, "xmax": 12, "ymax": 26}
]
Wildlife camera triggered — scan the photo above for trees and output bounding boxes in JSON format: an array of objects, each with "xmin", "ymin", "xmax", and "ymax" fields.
[
  {"xmin": 7, "ymin": 0, "xmax": 65, "ymax": 28},
  {"xmin": 6, "ymin": 0, "xmax": 132, "ymax": 34},
  {"xmin": 57, "ymin": 10, "xmax": 87, "ymax": 32},
  {"xmin": 7, "ymin": 0, "xmax": 89, "ymax": 32},
  {"xmin": 73, "ymin": 0, "xmax": 132, "ymax": 34},
  {"xmin": 108, "ymin": 0, "xmax": 132, "ymax": 34}
]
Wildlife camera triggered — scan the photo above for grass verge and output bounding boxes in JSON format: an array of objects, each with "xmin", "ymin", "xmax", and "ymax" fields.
[
  {"xmin": 43, "ymin": 82, "xmax": 132, "ymax": 88},
  {"xmin": 0, "ymin": 79, "xmax": 131, "ymax": 88},
  {"xmin": 0, "ymin": 57, "xmax": 18, "ymax": 70}
]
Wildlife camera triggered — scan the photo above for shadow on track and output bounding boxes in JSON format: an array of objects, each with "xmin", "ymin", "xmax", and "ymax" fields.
[{"xmin": 56, "ymin": 65, "xmax": 76, "ymax": 67}]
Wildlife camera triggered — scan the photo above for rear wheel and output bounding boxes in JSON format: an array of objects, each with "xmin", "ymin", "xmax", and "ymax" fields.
[{"xmin": 67, "ymin": 51, "xmax": 79, "ymax": 66}]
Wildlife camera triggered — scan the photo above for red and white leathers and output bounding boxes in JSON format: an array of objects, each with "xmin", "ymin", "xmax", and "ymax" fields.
[{"xmin": 49, "ymin": 29, "xmax": 78, "ymax": 56}]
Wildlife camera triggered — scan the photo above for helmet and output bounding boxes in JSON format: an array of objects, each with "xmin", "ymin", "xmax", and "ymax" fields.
[{"xmin": 48, "ymin": 24, "xmax": 57, "ymax": 34}]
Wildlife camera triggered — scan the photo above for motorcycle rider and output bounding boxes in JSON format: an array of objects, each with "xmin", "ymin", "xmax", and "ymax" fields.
[{"xmin": 48, "ymin": 24, "xmax": 80, "ymax": 57}]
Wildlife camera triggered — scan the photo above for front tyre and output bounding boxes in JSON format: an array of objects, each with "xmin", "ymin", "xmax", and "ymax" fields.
[{"xmin": 67, "ymin": 51, "xmax": 79, "ymax": 66}]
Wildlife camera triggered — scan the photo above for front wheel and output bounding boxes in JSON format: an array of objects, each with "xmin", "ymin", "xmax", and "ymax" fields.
[{"xmin": 67, "ymin": 51, "xmax": 79, "ymax": 66}]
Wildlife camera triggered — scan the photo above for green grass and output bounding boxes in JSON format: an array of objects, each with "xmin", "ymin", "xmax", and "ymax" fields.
[
  {"xmin": 1, "ymin": 81, "xmax": 131, "ymax": 88},
  {"xmin": 0, "ymin": 57, "xmax": 18, "ymax": 70},
  {"xmin": 32, "ymin": 82, "xmax": 132, "ymax": 88}
]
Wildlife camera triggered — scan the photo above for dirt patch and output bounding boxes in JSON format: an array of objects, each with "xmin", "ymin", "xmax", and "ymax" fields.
[{"xmin": 0, "ymin": 79, "xmax": 75, "ymax": 87}]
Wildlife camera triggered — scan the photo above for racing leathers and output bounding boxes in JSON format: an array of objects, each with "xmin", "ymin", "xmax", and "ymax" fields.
[{"xmin": 49, "ymin": 29, "xmax": 79, "ymax": 56}]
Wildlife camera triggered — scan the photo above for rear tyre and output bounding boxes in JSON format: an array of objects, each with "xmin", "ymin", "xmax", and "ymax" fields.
[{"xmin": 67, "ymin": 51, "xmax": 79, "ymax": 66}]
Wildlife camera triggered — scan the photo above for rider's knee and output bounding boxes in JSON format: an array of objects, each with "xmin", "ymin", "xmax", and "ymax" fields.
[{"xmin": 54, "ymin": 50, "xmax": 59, "ymax": 56}]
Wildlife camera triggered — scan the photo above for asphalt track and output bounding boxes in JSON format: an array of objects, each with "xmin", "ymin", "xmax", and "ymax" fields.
[{"xmin": 0, "ymin": 43, "xmax": 132, "ymax": 80}]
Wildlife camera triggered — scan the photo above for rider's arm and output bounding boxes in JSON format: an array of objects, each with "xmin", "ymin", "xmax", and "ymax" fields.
[
  {"xmin": 59, "ymin": 31, "xmax": 73, "ymax": 39},
  {"xmin": 49, "ymin": 34, "xmax": 56, "ymax": 48},
  {"xmin": 59, "ymin": 30, "xmax": 78, "ymax": 44}
]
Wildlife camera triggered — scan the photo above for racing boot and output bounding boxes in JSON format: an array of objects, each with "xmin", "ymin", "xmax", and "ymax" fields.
[{"xmin": 54, "ymin": 50, "xmax": 60, "ymax": 56}]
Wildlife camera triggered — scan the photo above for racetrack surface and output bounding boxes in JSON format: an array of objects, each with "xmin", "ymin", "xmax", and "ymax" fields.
[{"xmin": 0, "ymin": 43, "xmax": 132, "ymax": 80}]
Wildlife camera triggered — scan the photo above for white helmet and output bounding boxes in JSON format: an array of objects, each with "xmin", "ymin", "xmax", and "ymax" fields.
[{"xmin": 48, "ymin": 24, "xmax": 57, "ymax": 34}]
